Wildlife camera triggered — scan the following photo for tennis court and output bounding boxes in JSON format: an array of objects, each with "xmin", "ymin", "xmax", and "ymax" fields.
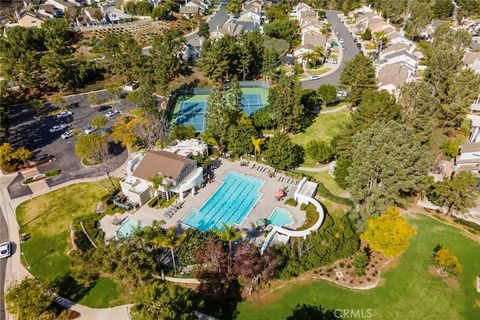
[{"xmin": 175, "ymin": 90, "xmax": 268, "ymax": 132}]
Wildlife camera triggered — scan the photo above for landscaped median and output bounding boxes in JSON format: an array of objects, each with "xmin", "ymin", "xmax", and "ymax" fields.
[
  {"xmin": 21, "ymin": 169, "xmax": 61, "ymax": 185},
  {"xmin": 16, "ymin": 180, "xmax": 125, "ymax": 308}
]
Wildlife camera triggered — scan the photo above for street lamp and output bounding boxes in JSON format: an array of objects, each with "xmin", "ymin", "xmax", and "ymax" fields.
[{"xmin": 21, "ymin": 252, "xmax": 30, "ymax": 269}]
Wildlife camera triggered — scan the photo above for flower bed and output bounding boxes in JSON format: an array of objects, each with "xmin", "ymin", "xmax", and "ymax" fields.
[{"xmin": 22, "ymin": 169, "xmax": 61, "ymax": 185}]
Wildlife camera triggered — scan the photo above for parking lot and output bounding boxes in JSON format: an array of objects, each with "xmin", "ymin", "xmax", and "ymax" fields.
[{"xmin": 6, "ymin": 90, "xmax": 135, "ymax": 199}]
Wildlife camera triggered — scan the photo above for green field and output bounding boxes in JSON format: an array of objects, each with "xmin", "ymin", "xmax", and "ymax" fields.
[
  {"xmin": 79, "ymin": 277, "xmax": 122, "ymax": 308},
  {"xmin": 237, "ymin": 214, "xmax": 480, "ymax": 319},
  {"xmin": 297, "ymin": 170, "xmax": 347, "ymax": 198},
  {"xmin": 16, "ymin": 181, "xmax": 122, "ymax": 308}
]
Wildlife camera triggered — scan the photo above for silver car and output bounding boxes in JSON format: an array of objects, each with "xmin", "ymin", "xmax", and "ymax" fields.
[{"xmin": 0, "ymin": 242, "xmax": 11, "ymax": 259}]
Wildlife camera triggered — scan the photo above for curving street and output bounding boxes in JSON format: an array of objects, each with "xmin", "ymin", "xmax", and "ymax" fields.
[
  {"xmin": 301, "ymin": 10, "xmax": 360, "ymax": 89},
  {"xmin": 0, "ymin": 206, "xmax": 7, "ymax": 320}
]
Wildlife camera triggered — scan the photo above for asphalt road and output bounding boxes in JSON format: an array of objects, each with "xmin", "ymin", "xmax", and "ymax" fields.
[
  {"xmin": 6, "ymin": 91, "xmax": 133, "ymax": 198},
  {"xmin": 302, "ymin": 10, "xmax": 360, "ymax": 89},
  {"xmin": 0, "ymin": 207, "xmax": 8, "ymax": 320},
  {"xmin": 208, "ymin": 1, "xmax": 229, "ymax": 31}
]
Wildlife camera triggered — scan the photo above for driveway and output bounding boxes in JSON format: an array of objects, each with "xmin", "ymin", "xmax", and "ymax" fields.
[
  {"xmin": 302, "ymin": 10, "xmax": 360, "ymax": 89},
  {"xmin": 6, "ymin": 91, "xmax": 132, "ymax": 198}
]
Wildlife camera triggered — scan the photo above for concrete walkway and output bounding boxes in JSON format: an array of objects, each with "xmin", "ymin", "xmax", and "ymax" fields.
[{"xmin": 296, "ymin": 164, "xmax": 331, "ymax": 172}]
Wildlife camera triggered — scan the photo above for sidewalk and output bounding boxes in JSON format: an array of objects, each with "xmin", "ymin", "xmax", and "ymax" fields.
[{"xmin": 0, "ymin": 160, "xmax": 131, "ymax": 320}]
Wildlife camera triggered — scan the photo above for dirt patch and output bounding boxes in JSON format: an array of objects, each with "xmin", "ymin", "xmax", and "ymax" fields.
[
  {"xmin": 428, "ymin": 265, "xmax": 441, "ymax": 278},
  {"xmin": 427, "ymin": 265, "xmax": 459, "ymax": 290},
  {"xmin": 443, "ymin": 276, "xmax": 459, "ymax": 290}
]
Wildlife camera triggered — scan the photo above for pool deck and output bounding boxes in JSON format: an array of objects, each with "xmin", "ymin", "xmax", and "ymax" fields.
[{"xmin": 100, "ymin": 159, "xmax": 306, "ymax": 240}]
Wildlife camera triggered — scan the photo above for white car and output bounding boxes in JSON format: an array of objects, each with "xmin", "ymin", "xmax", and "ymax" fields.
[
  {"xmin": 337, "ymin": 90, "xmax": 348, "ymax": 98},
  {"xmin": 84, "ymin": 126, "xmax": 96, "ymax": 135},
  {"xmin": 339, "ymin": 38, "xmax": 345, "ymax": 44},
  {"xmin": 326, "ymin": 59, "xmax": 338, "ymax": 64},
  {"xmin": 61, "ymin": 129, "xmax": 74, "ymax": 140},
  {"xmin": 105, "ymin": 109, "xmax": 120, "ymax": 118},
  {"xmin": 49, "ymin": 124, "xmax": 68, "ymax": 133},
  {"xmin": 309, "ymin": 75, "xmax": 321, "ymax": 80},
  {"xmin": 56, "ymin": 111, "xmax": 73, "ymax": 119},
  {"xmin": 0, "ymin": 242, "xmax": 11, "ymax": 259}
]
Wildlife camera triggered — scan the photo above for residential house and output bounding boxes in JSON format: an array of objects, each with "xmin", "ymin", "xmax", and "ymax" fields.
[
  {"xmin": 101, "ymin": 3, "xmax": 132, "ymax": 23},
  {"xmin": 420, "ymin": 19, "xmax": 448, "ymax": 40},
  {"xmin": 290, "ymin": 3, "xmax": 316, "ymax": 20},
  {"xmin": 454, "ymin": 142, "xmax": 480, "ymax": 174},
  {"xmin": 379, "ymin": 50, "xmax": 418, "ymax": 72},
  {"xmin": 237, "ymin": 9, "xmax": 262, "ymax": 26},
  {"xmin": 377, "ymin": 62, "xmax": 412, "ymax": 96},
  {"xmin": 184, "ymin": 32, "xmax": 203, "ymax": 61},
  {"xmin": 243, "ymin": 0, "xmax": 263, "ymax": 13},
  {"xmin": 45, "ymin": 0, "xmax": 79, "ymax": 14},
  {"xmin": 4, "ymin": 11, "xmax": 47, "ymax": 32},
  {"xmin": 76, "ymin": 7, "xmax": 102, "ymax": 27},
  {"xmin": 180, "ymin": 0, "xmax": 209, "ymax": 18},
  {"xmin": 120, "ymin": 151, "xmax": 204, "ymax": 205},
  {"xmin": 38, "ymin": 4, "xmax": 63, "ymax": 18}
]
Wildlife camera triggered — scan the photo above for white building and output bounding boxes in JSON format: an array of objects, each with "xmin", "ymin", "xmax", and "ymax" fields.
[{"xmin": 121, "ymin": 151, "xmax": 204, "ymax": 206}]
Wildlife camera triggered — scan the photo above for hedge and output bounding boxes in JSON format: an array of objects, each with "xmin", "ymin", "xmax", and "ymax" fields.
[
  {"xmin": 453, "ymin": 216, "xmax": 480, "ymax": 234},
  {"xmin": 44, "ymin": 169, "xmax": 61, "ymax": 177},
  {"xmin": 284, "ymin": 198, "xmax": 297, "ymax": 207}
]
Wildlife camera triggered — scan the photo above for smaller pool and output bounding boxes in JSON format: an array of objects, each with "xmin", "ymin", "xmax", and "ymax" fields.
[
  {"xmin": 116, "ymin": 219, "xmax": 142, "ymax": 239},
  {"xmin": 268, "ymin": 208, "xmax": 294, "ymax": 227}
]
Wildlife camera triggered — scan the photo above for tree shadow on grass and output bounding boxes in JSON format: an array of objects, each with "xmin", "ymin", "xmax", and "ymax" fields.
[
  {"xmin": 286, "ymin": 304, "xmax": 340, "ymax": 320},
  {"xmin": 197, "ymin": 279, "xmax": 242, "ymax": 320},
  {"xmin": 52, "ymin": 272, "xmax": 96, "ymax": 303}
]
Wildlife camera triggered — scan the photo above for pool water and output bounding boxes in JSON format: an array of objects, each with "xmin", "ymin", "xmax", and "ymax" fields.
[
  {"xmin": 116, "ymin": 219, "xmax": 142, "ymax": 238},
  {"xmin": 183, "ymin": 171, "xmax": 264, "ymax": 231},
  {"xmin": 268, "ymin": 208, "xmax": 294, "ymax": 227}
]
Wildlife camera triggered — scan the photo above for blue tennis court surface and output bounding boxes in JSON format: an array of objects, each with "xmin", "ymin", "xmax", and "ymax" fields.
[{"xmin": 176, "ymin": 93, "xmax": 264, "ymax": 132}]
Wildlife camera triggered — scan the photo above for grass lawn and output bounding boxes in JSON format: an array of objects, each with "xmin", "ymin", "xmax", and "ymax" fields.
[
  {"xmin": 297, "ymin": 170, "xmax": 347, "ymax": 198},
  {"xmin": 16, "ymin": 182, "xmax": 110, "ymax": 280},
  {"xmin": 237, "ymin": 214, "xmax": 480, "ymax": 319},
  {"xmin": 291, "ymin": 108, "xmax": 350, "ymax": 147},
  {"xmin": 79, "ymin": 277, "xmax": 123, "ymax": 308}
]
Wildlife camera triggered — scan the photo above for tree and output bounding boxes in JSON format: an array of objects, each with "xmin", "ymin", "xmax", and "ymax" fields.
[
  {"xmin": 268, "ymin": 73, "xmax": 303, "ymax": 132},
  {"xmin": 398, "ymin": 82, "xmax": 439, "ymax": 143},
  {"xmin": 333, "ymin": 156, "xmax": 351, "ymax": 189},
  {"xmin": 13, "ymin": 146, "xmax": 33, "ymax": 166},
  {"xmin": 205, "ymin": 87, "xmax": 230, "ymax": 147},
  {"xmin": 131, "ymin": 281, "xmax": 199, "ymax": 320},
  {"xmin": 75, "ymin": 134, "xmax": 109, "ymax": 163},
  {"xmin": 317, "ymin": 84, "xmax": 337, "ymax": 105},
  {"xmin": 339, "ymin": 54, "xmax": 376, "ymax": 106},
  {"xmin": 0, "ymin": 143, "xmax": 32, "ymax": 168},
  {"xmin": 148, "ymin": 174, "xmax": 164, "ymax": 203},
  {"xmin": 198, "ymin": 36, "xmax": 240, "ymax": 85},
  {"xmin": 305, "ymin": 140, "xmax": 334, "ymax": 164},
  {"xmin": 360, "ymin": 207, "xmax": 416, "ymax": 257},
  {"xmin": 263, "ymin": 132, "xmax": 304, "ymax": 171},
  {"xmin": 42, "ymin": 18, "xmax": 73, "ymax": 53},
  {"xmin": 262, "ymin": 47, "xmax": 278, "ymax": 81},
  {"xmin": 371, "ymin": 31, "xmax": 389, "ymax": 54},
  {"xmin": 198, "ymin": 21, "xmax": 210, "ymax": 39},
  {"xmin": 238, "ymin": 31, "xmax": 265, "ymax": 80},
  {"xmin": 263, "ymin": 20, "xmax": 300, "ymax": 46},
  {"xmin": 404, "ymin": 1, "xmax": 434, "ymax": 39},
  {"xmin": 440, "ymin": 139, "xmax": 460, "ymax": 158},
  {"xmin": 227, "ymin": 0, "xmax": 243, "ymax": 15},
  {"xmin": 91, "ymin": 116, "xmax": 107, "ymax": 130},
  {"xmin": 215, "ymin": 223, "xmax": 242, "ymax": 253},
  {"xmin": 433, "ymin": 245, "xmax": 462, "ymax": 275},
  {"xmin": 30, "ymin": 99, "xmax": 45, "ymax": 116},
  {"xmin": 353, "ymin": 249, "xmax": 369, "ymax": 276},
  {"xmin": 227, "ymin": 118, "xmax": 256, "ymax": 157},
  {"xmin": 252, "ymin": 108, "xmax": 273, "ymax": 129},
  {"xmin": 427, "ymin": 171, "xmax": 480, "ymax": 215},
  {"xmin": 361, "ymin": 27, "xmax": 372, "ymax": 40},
  {"xmin": 107, "ymin": 85, "xmax": 122, "ymax": 100},
  {"xmin": 251, "ymin": 136, "xmax": 264, "ymax": 160},
  {"xmin": 0, "ymin": 143, "xmax": 14, "ymax": 167},
  {"xmin": 156, "ymin": 227, "xmax": 186, "ymax": 275},
  {"xmin": 348, "ymin": 122, "xmax": 431, "ymax": 226},
  {"xmin": 433, "ymin": 0, "xmax": 454, "ymax": 18},
  {"xmin": 6, "ymin": 278, "xmax": 57, "ymax": 319},
  {"xmin": 87, "ymin": 92, "xmax": 100, "ymax": 107},
  {"xmin": 169, "ymin": 124, "xmax": 196, "ymax": 141}
]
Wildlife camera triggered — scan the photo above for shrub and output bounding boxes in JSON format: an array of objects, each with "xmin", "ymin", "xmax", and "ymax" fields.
[
  {"xmin": 284, "ymin": 198, "xmax": 297, "ymax": 207},
  {"xmin": 297, "ymin": 204, "xmax": 319, "ymax": 231},
  {"xmin": 453, "ymin": 216, "xmax": 480, "ymax": 234},
  {"xmin": 148, "ymin": 197, "xmax": 159, "ymax": 208},
  {"xmin": 300, "ymin": 203, "xmax": 308, "ymax": 211},
  {"xmin": 433, "ymin": 245, "xmax": 462, "ymax": 275},
  {"xmin": 44, "ymin": 169, "xmax": 61, "ymax": 177},
  {"xmin": 353, "ymin": 250, "xmax": 369, "ymax": 276}
]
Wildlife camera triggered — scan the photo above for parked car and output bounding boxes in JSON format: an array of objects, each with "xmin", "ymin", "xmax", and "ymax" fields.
[
  {"xmin": 356, "ymin": 42, "xmax": 362, "ymax": 49},
  {"xmin": 342, "ymin": 45, "xmax": 346, "ymax": 51},
  {"xmin": 49, "ymin": 124, "xmax": 69, "ymax": 133},
  {"xmin": 0, "ymin": 242, "xmax": 11, "ymax": 259},
  {"xmin": 98, "ymin": 128, "xmax": 112, "ymax": 135},
  {"xmin": 84, "ymin": 126, "xmax": 96, "ymax": 135},
  {"xmin": 56, "ymin": 111, "xmax": 73, "ymax": 119},
  {"xmin": 106, "ymin": 109, "xmax": 120, "ymax": 117},
  {"xmin": 339, "ymin": 38, "xmax": 344, "ymax": 44},
  {"xmin": 309, "ymin": 75, "xmax": 321, "ymax": 80},
  {"xmin": 337, "ymin": 90, "xmax": 348, "ymax": 98},
  {"xmin": 325, "ymin": 59, "xmax": 338, "ymax": 64},
  {"xmin": 96, "ymin": 105, "xmax": 112, "ymax": 112},
  {"xmin": 61, "ymin": 129, "xmax": 74, "ymax": 140}
]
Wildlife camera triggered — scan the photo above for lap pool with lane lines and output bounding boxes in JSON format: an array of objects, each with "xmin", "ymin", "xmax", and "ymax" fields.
[{"xmin": 182, "ymin": 171, "xmax": 265, "ymax": 231}]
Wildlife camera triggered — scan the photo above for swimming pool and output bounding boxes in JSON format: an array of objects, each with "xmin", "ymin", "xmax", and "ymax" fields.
[
  {"xmin": 183, "ymin": 171, "xmax": 264, "ymax": 231},
  {"xmin": 116, "ymin": 219, "xmax": 142, "ymax": 238},
  {"xmin": 268, "ymin": 208, "xmax": 294, "ymax": 227}
]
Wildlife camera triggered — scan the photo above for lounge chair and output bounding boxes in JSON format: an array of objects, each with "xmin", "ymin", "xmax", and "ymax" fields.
[{"xmin": 252, "ymin": 164, "xmax": 256, "ymax": 169}]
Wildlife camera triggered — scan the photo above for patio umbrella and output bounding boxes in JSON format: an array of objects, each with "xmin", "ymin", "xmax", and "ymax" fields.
[
  {"xmin": 275, "ymin": 189, "xmax": 286, "ymax": 198},
  {"xmin": 256, "ymin": 218, "xmax": 267, "ymax": 228}
]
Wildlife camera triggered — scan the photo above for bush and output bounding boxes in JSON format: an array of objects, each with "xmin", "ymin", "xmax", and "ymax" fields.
[
  {"xmin": 433, "ymin": 245, "xmax": 462, "ymax": 275},
  {"xmin": 148, "ymin": 197, "xmax": 159, "ymax": 208},
  {"xmin": 297, "ymin": 204, "xmax": 319, "ymax": 231},
  {"xmin": 353, "ymin": 250, "xmax": 369, "ymax": 276},
  {"xmin": 300, "ymin": 203, "xmax": 308, "ymax": 211},
  {"xmin": 284, "ymin": 198, "xmax": 297, "ymax": 207},
  {"xmin": 306, "ymin": 140, "xmax": 334, "ymax": 164},
  {"xmin": 44, "ymin": 169, "xmax": 61, "ymax": 177},
  {"xmin": 452, "ymin": 216, "xmax": 480, "ymax": 234}
]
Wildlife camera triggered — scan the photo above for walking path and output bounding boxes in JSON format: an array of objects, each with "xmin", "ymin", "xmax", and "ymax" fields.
[
  {"xmin": 0, "ymin": 160, "xmax": 131, "ymax": 320},
  {"xmin": 296, "ymin": 164, "xmax": 331, "ymax": 172}
]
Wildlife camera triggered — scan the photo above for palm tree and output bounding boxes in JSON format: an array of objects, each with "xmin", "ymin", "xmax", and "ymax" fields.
[
  {"xmin": 251, "ymin": 136, "xmax": 264, "ymax": 160},
  {"xmin": 373, "ymin": 31, "xmax": 389, "ymax": 55},
  {"xmin": 215, "ymin": 223, "xmax": 242, "ymax": 253},
  {"xmin": 313, "ymin": 46, "xmax": 326, "ymax": 65},
  {"xmin": 303, "ymin": 52, "xmax": 315, "ymax": 70},
  {"xmin": 148, "ymin": 174, "xmax": 163, "ymax": 203},
  {"xmin": 156, "ymin": 227, "xmax": 186, "ymax": 276}
]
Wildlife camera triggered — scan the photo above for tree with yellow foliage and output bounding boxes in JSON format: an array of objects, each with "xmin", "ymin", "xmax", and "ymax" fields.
[
  {"xmin": 433, "ymin": 245, "xmax": 462, "ymax": 275},
  {"xmin": 360, "ymin": 207, "xmax": 416, "ymax": 257}
]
